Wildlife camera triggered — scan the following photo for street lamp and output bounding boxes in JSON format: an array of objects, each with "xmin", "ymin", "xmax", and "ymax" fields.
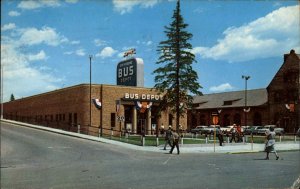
[
  {"xmin": 0, "ymin": 64, "xmax": 3, "ymax": 120},
  {"xmin": 89, "ymin": 55, "xmax": 93, "ymax": 128},
  {"xmin": 242, "ymin": 75, "xmax": 250, "ymax": 126}
]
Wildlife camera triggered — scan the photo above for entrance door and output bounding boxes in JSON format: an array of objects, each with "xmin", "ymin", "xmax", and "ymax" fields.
[{"xmin": 137, "ymin": 119, "xmax": 146, "ymax": 135}]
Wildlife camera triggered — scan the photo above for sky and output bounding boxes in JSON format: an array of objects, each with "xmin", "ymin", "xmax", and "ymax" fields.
[{"xmin": 1, "ymin": 0, "xmax": 299, "ymax": 102}]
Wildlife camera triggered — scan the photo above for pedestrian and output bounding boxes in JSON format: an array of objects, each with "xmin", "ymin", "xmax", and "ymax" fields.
[
  {"xmin": 230, "ymin": 124, "xmax": 237, "ymax": 143},
  {"xmin": 163, "ymin": 125, "xmax": 173, "ymax": 150},
  {"xmin": 216, "ymin": 126, "xmax": 224, "ymax": 146},
  {"xmin": 264, "ymin": 127, "xmax": 279, "ymax": 160},
  {"xmin": 169, "ymin": 129, "xmax": 180, "ymax": 154},
  {"xmin": 236, "ymin": 125, "xmax": 242, "ymax": 142}
]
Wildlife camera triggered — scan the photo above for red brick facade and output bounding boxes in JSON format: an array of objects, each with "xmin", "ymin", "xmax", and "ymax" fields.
[
  {"xmin": 188, "ymin": 50, "xmax": 299, "ymax": 133},
  {"xmin": 3, "ymin": 84, "xmax": 187, "ymax": 136}
]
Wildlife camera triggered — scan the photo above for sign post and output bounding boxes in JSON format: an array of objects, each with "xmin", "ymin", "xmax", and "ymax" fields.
[{"xmin": 212, "ymin": 114, "xmax": 219, "ymax": 152}]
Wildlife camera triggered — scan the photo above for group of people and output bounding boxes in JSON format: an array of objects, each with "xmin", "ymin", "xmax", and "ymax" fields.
[
  {"xmin": 162, "ymin": 125, "xmax": 181, "ymax": 154},
  {"xmin": 214, "ymin": 124, "xmax": 243, "ymax": 146},
  {"xmin": 160, "ymin": 124, "xmax": 280, "ymax": 160}
]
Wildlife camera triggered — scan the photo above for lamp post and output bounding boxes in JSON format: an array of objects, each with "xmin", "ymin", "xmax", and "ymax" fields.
[
  {"xmin": 0, "ymin": 64, "xmax": 3, "ymax": 120},
  {"xmin": 242, "ymin": 75, "xmax": 250, "ymax": 126},
  {"xmin": 89, "ymin": 55, "xmax": 93, "ymax": 128}
]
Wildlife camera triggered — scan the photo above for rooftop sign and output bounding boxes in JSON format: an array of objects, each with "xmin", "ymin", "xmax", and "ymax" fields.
[{"xmin": 116, "ymin": 58, "xmax": 144, "ymax": 87}]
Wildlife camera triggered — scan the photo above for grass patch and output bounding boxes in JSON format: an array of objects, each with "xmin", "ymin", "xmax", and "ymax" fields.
[{"xmin": 100, "ymin": 134, "xmax": 299, "ymax": 146}]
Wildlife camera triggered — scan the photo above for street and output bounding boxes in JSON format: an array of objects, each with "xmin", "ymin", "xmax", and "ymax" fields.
[{"xmin": 1, "ymin": 122, "xmax": 300, "ymax": 189}]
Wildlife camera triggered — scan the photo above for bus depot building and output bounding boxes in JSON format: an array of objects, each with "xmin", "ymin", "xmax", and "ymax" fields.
[{"xmin": 2, "ymin": 84, "xmax": 187, "ymax": 136}]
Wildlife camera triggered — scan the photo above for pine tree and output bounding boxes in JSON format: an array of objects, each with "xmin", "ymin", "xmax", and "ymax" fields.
[
  {"xmin": 153, "ymin": 0, "xmax": 202, "ymax": 131},
  {"xmin": 10, "ymin": 94, "xmax": 15, "ymax": 101}
]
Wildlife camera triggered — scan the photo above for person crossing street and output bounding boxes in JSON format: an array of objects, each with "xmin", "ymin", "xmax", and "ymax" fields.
[{"xmin": 169, "ymin": 129, "xmax": 180, "ymax": 155}]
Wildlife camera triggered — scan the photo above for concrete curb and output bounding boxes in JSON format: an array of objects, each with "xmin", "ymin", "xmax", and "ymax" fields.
[{"xmin": 1, "ymin": 119, "xmax": 299, "ymax": 154}]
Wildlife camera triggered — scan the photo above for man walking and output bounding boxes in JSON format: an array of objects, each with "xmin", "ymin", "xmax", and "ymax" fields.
[
  {"xmin": 163, "ymin": 125, "xmax": 173, "ymax": 150},
  {"xmin": 230, "ymin": 124, "xmax": 237, "ymax": 143},
  {"xmin": 216, "ymin": 126, "xmax": 224, "ymax": 146},
  {"xmin": 169, "ymin": 130, "xmax": 180, "ymax": 155}
]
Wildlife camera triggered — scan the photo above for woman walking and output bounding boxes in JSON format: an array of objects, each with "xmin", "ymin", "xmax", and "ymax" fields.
[{"xmin": 265, "ymin": 127, "xmax": 279, "ymax": 160}]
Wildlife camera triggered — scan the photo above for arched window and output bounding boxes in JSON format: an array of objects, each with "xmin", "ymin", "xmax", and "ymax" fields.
[
  {"xmin": 234, "ymin": 113, "xmax": 241, "ymax": 125},
  {"xmin": 200, "ymin": 114, "xmax": 206, "ymax": 125},
  {"xmin": 253, "ymin": 112, "xmax": 262, "ymax": 126},
  {"xmin": 222, "ymin": 114, "xmax": 230, "ymax": 126}
]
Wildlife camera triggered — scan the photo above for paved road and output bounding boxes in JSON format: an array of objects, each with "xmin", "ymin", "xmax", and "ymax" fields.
[{"xmin": 1, "ymin": 122, "xmax": 299, "ymax": 189}]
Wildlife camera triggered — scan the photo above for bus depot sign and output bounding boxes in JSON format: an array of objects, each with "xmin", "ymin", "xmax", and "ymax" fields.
[
  {"xmin": 116, "ymin": 58, "xmax": 144, "ymax": 87},
  {"xmin": 124, "ymin": 93, "xmax": 163, "ymax": 101}
]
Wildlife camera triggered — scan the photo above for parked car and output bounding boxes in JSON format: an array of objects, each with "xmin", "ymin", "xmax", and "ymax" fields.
[
  {"xmin": 256, "ymin": 125, "xmax": 276, "ymax": 135},
  {"xmin": 244, "ymin": 126, "xmax": 260, "ymax": 135},
  {"xmin": 191, "ymin": 125, "xmax": 207, "ymax": 134},
  {"xmin": 274, "ymin": 128, "xmax": 285, "ymax": 135},
  {"xmin": 202, "ymin": 126, "xmax": 217, "ymax": 135},
  {"xmin": 297, "ymin": 128, "xmax": 300, "ymax": 137},
  {"xmin": 256, "ymin": 126, "xmax": 269, "ymax": 135},
  {"xmin": 220, "ymin": 125, "xmax": 234, "ymax": 134}
]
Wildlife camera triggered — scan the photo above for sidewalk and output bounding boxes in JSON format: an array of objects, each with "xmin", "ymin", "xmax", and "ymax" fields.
[{"xmin": 2, "ymin": 119, "xmax": 300, "ymax": 154}]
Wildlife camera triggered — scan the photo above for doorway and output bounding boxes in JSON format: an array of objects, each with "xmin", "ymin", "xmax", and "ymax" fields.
[{"xmin": 138, "ymin": 119, "xmax": 146, "ymax": 135}]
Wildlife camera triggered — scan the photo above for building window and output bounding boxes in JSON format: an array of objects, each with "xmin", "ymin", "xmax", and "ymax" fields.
[
  {"xmin": 73, "ymin": 113, "xmax": 77, "ymax": 125},
  {"xmin": 192, "ymin": 103, "xmax": 200, "ymax": 108},
  {"xmin": 111, "ymin": 113, "xmax": 116, "ymax": 128},
  {"xmin": 168, "ymin": 114, "xmax": 173, "ymax": 126},
  {"xmin": 69, "ymin": 113, "xmax": 72, "ymax": 125},
  {"xmin": 200, "ymin": 114, "xmax": 206, "ymax": 125},
  {"xmin": 274, "ymin": 91, "xmax": 281, "ymax": 103},
  {"xmin": 253, "ymin": 112, "xmax": 262, "ymax": 126},
  {"xmin": 284, "ymin": 71, "xmax": 299, "ymax": 83},
  {"xmin": 223, "ymin": 114, "xmax": 230, "ymax": 126},
  {"xmin": 234, "ymin": 113, "xmax": 241, "ymax": 125},
  {"xmin": 223, "ymin": 101, "xmax": 232, "ymax": 106}
]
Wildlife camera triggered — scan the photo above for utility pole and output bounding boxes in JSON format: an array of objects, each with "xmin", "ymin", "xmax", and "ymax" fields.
[
  {"xmin": 89, "ymin": 55, "xmax": 93, "ymax": 128},
  {"xmin": 0, "ymin": 64, "xmax": 3, "ymax": 120},
  {"xmin": 242, "ymin": 75, "xmax": 250, "ymax": 126}
]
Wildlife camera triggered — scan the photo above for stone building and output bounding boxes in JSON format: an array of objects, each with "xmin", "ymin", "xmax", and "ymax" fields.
[
  {"xmin": 267, "ymin": 50, "xmax": 300, "ymax": 133},
  {"xmin": 188, "ymin": 50, "xmax": 299, "ymax": 133}
]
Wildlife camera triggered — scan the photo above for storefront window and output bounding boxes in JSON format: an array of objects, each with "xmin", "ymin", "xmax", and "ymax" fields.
[{"xmin": 111, "ymin": 113, "xmax": 116, "ymax": 128}]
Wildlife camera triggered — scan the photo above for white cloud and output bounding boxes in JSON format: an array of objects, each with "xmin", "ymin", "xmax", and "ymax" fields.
[
  {"xmin": 94, "ymin": 39, "xmax": 107, "ymax": 46},
  {"xmin": 209, "ymin": 83, "xmax": 234, "ymax": 92},
  {"xmin": 1, "ymin": 43, "xmax": 61, "ymax": 102},
  {"xmin": 1, "ymin": 24, "xmax": 68, "ymax": 102},
  {"xmin": 18, "ymin": 0, "xmax": 61, "ymax": 10},
  {"xmin": 113, "ymin": 0, "xmax": 159, "ymax": 14},
  {"xmin": 76, "ymin": 49, "xmax": 86, "ymax": 56},
  {"xmin": 18, "ymin": 26, "xmax": 68, "ymax": 46},
  {"xmin": 8, "ymin": 11, "xmax": 21, "ymax": 17},
  {"xmin": 1, "ymin": 23, "xmax": 16, "ymax": 31},
  {"xmin": 27, "ymin": 50, "xmax": 47, "ymax": 61},
  {"xmin": 146, "ymin": 41, "xmax": 153, "ymax": 46},
  {"xmin": 96, "ymin": 47, "xmax": 118, "ymax": 58},
  {"xmin": 65, "ymin": 0, "xmax": 78, "ymax": 3},
  {"xmin": 64, "ymin": 51, "xmax": 73, "ymax": 55},
  {"xmin": 193, "ymin": 5, "xmax": 300, "ymax": 62},
  {"xmin": 71, "ymin": 40, "xmax": 80, "ymax": 45}
]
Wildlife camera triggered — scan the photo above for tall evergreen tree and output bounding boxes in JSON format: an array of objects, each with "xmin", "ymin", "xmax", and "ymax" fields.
[
  {"xmin": 10, "ymin": 94, "xmax": 15, "ymax": 101},
  {"xmin": 153, "ymin": 0, "xmax": 202, "ymax": 131}
]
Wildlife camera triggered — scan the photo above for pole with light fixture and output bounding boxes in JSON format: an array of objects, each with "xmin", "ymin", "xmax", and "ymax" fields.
[
  {"xmin": 89, "ymin": 55, "xmax": 93, "ymax": 130},
  {"xmin": 242, "ymin": 75, "xmax": 250, "ymax": 126}
]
